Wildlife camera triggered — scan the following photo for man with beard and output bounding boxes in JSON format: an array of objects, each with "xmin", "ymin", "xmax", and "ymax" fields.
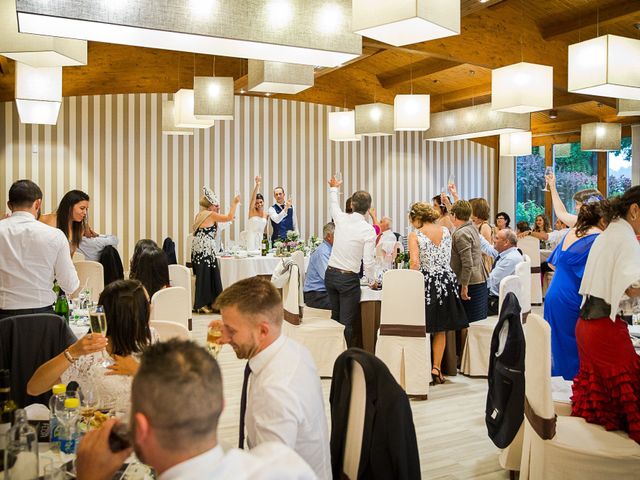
[
  {"xmin": 0, "ymin": 179, "xmax": 79, "ymax": 319},
  {"xmin": 212, "ymin": 277, "xmax": 331, "ymax": 480},
  {"xmin": 75, "ymin": 340, "xmax": 314, "ymax": 480}
]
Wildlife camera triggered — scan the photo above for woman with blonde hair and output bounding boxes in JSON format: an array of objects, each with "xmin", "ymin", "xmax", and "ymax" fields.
[
  {"xmin": 191, "ymin": 187, "xmax": 239, "ymax": 313},
  {"xmin": 408, "ymin": 202, "xmax": 468, "ymax": 385}
]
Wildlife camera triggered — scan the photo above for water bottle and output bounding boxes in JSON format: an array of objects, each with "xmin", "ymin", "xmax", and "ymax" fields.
[
  {"xmin": 59, "ymin": 397, "xmax": 81, "ymax": 454},
  {"xmin": 3, "ymin": 409, "xmax": 38, "ymax": 480},
  {"xmin": 48, "ymin": 383, "xmax": 66, "ymax": 452}
]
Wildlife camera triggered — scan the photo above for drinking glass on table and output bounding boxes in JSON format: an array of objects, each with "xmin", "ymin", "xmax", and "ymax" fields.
[
  {"xmin": 207, "ymin": 323, "xmax": 223, "ymax": 359},
  {"xmin": 44, "ymin": 461, "xmax": 66, "ymax": 480},
  {"xmin": 89, "ymin": 305, "xmax": 113, "ymax": 367},
  {"xmin": 542, "ymin": 166, "xmax": 554, "ymax": 191}
]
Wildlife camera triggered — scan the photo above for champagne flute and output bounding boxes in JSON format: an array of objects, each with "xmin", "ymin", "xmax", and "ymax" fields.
[
  {"xmin": 448, "ymin": 173, "xmax": 455, "ymax": 189},
  {"xmin": 207, "ymin": 325, "xmax": 223, "ymax": 359},
  {"xmin": 542, "ymin": 166, "xmax": 554, "ymax": 192},
  {"xmin": 335, "ymin": 171, "xmax": 342, "ymax": 183},
  {"xmin": 89, "ymin": 305, "xmax": 112, "ymax": 367}
]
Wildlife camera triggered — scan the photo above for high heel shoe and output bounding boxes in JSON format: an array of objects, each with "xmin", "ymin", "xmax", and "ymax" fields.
[
  {"xmin": 430, "ymin": 367, "xmax": 445, "ymax": 385},
  {"xmin": 197, "ymin": 305, "xmax": 214, "ymax": 314}
]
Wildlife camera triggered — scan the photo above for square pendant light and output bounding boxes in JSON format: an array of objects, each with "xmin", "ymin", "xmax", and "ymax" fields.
[
  {"xmin": 617, "ymin": 99, "xmax": 640, "ymax": 116},
  {"xmin": 581, "ymin": 122, "xmax": 621, "ymax": 152},
  {"xmin": 328, "ymin": 111, "xmax": 361, "ymax": 141},
  {"xmin": 0, "ymin": 0, "xmax": 87, "ymax": 67},
  {"xmin": 355, "ymin": 103, "xmax": 394, "ymax": 136},
  {"xmin": 16, "ymin": 0, "xmax": 361, "ymax": 67},
  {"xmin": 394, "ymin": 94, "xmax": 430, "ymax": 131},
  {"xmin": 492, "ymin": 62, "xmax": 553, "ymax": 113},
  {"xmin": 352, "ymin": 0, "xmax": 460, "ymax": 47},
  {"xmin": 423, "ymin": 103, "xmax": 530, "ymax": 142},
  {"xmin": 499, "ymin": 131, "xmax": 532, "ymax": 156},
  {"xmin": 162, "ymin": 100, "xmax": 193, "ymax": 136},
  {"xmin": 569, "ymin": 35, "xmax": 640, "ymax": 100},
  {"xmin": 193, "ymin": 76, "xmax": 234, "ymax": 121},
  {"xmin": 174, "ymin": 89, "xmax": 215, "ymax": 129},
  {"xmin": 247, "ymin": 60, "xmax": 314, "ymax": 95},
  {"xmin": 15, "ymin": 63, "xmax": 61, "ymax": 125}
]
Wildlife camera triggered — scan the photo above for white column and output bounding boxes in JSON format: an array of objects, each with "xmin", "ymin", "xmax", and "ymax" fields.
[
  {"xmin": 632, "ymin": 124, "xmax": 640, "ymax": 186},
  {"xmin": 497, "ymin": 155, "xmax": 516, "ymax": 222}
]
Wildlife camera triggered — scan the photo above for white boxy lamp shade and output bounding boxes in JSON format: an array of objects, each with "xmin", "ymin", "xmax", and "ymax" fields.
[
  {"xmin": 580, "ymin": 122, "xmax": 621, "ymax": 152},
  {"xmin": 162, "ymin": 100, "xmax": 194, "ymax": 135},
  {"xmin": 352, "ymin": 0, "xmax": 460, "ymax": 47},
  {"xmin": 174, "ymin": 89, "xmax": 215, "ymax": 129},
  {"xmin": 15, "ymin": 62, "xmax": 62, "ymax": 125},
  {"xmin": 499, "ymin": 131, "xmax": 532, "ymax": 156},
  {"xmin": 328, "ymin": 111, "xmax": 361, "ymax": 141},
  {"xmin": 492, "ymin": 62, "xmax": 553, "ymax": 113},
  {"xmin": 394, "ymin": 94, "xmax": 430, "ymax": 131},
  {"xmin": 569, "ymin": 35, "xmax": 640, "ymax": 100},
  {"xmin": 248, "ymin": 60, "xmax": 314, "ymax": 95}
]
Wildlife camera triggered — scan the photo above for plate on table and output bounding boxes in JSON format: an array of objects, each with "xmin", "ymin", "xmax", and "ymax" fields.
[{"xmin": 47, "ymin": 460, "xmax": 156, "ymax": 479}]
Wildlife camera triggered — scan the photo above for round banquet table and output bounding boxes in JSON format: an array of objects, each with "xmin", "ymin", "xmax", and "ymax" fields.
[{"xmin": 217, "ymin": 254, "xmax": 309, "ymax": 289}]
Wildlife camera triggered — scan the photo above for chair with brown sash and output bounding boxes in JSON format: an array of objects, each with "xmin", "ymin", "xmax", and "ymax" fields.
[
  {"xmin": 73, "ymin": 260, "xmax": 105, "ymax": 302},
  {"xmin": 374, "ymin": 269, "xmax": 430, "ymax": 398},
  {"xmin": 519, "ymin": 314, "xmax": 640, "ymax": 479},
  {"xmin": 517, "ymin": 237, "xmax": 542, "ymax": 306}
]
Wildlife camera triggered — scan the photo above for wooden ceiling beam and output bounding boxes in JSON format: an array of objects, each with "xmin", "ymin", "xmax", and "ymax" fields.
[
  {"xmin": 377, "ymin": 58, "xmax": 463, "ymax": 89},
  {"xmin": 552, "ymin": 90, "xmax": 617, "ymax": 110},
  {"xmin": 0, "ymin": 56, "xmax": 11, "ymax": 76},
  {"xmin": 540, "ymin": 0, "xmax": 640, "ymax": 41}
]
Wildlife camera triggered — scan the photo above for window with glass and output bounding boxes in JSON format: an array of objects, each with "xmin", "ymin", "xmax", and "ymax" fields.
[
  {"xmin": 552, "ymin": 142, "xmax": 598, "ymax": 215},
  {"xmin": 607, "ymin": 136, "xmax": 632, "ymax": 197},
  {"xmin": 515, "ymin": 146, "xmax": 545, "ymax": 226}
]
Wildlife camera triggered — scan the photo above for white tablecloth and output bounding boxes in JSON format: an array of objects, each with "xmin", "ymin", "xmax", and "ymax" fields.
[
  {"xmin": 218, "ymin": 255, "xmax": 309, "ymax": 289},
  {"xmin": 360, "ymin": 285, "xmax": 382, "ymax": 302}
]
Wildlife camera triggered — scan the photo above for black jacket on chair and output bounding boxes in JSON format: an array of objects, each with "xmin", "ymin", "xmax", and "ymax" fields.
[
  {"xmin": 162, "ymin": 237, "xmax": 178, "ymax": 265},
  {"xmin": 330, "ymin": 348, "xmax": 421, "ymax": 480},
  {"xmin": 0, "ymin": 314, "xmax": 76, "ymax": 407},
  {"xmin": 485, "ymin": 292, "xmax": 525, "ymax": 448},
  {"xmin": 99, "ymin": 245, "xmax": 124, "ymax": 287}
]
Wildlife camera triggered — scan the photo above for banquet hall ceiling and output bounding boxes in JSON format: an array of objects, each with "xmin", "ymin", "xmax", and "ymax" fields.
[{"xmin": 1, "ymin": 0, "xmax": 639, "ymax": 137}]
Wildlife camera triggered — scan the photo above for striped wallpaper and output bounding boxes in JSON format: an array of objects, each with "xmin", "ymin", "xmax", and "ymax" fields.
[{"xmin": 1, "ymin": 94, "xmax": 495, "ymax": 265}]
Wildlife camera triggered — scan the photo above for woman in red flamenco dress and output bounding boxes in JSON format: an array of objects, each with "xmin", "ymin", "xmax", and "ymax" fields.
[{"xmin": 572, "ymin": 186, "xmax": 640, "ymax": 443}]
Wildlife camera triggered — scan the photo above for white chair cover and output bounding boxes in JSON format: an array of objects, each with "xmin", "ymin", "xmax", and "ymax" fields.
[
  {"xmin": 150, "ymin": 320, "xmax": 191, "ymax": 341},
  {"xmin": 279, "ymin": 251, "xmax": 346, "ymax": 377},
  {"xmin": 72, "ymin": 252, "xmax": 85, "ymax": 263},
  {"xmin": 515, "ymin": 260, "xmax": 532, "ymax": 316},
  {"xmin": 461, "ymin": 274, "xmax": 522, "ymax": 377},
  {"xmin": 150, "ymin": 286, "xmax": 190, "ymax": 331},
  {"xmin": 343, "ymin": 361, "xmax": 366, "ymax": 479},
  {"xmin": 168, "ymin": 264, "xmax": 194, "ymax": 329},
  {"xmin": 519, "ymin": 314, "xmax": 640, "ymax": 480},
  {"xmin": 375, "ymin": 269, "xmax": 430, "ymax": 396},
  {"xmin": 73, "ymin": 261, "xmax": 104, "ymax": 302},
  {"xmin": 517, "ymin": 237, "xmax": 542, "ymax": 306}
]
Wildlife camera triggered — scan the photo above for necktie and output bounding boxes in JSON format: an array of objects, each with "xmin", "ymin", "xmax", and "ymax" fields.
[
  {"xmin": 492, "ymin": 255, "xmax": 501, "ymax": 271},
  {"xmin": 238, "ymin": 362, "xmax": 251, "ymax": 449}
]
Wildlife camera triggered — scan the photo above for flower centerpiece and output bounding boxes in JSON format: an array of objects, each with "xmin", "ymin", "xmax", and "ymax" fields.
[
  {"xmin": 284, "ymin": 230, "xmax": 303, "ymax": 253},
  {"xmin": 306, "ymin": 234, "xmax": 322, "ymax": 253}
]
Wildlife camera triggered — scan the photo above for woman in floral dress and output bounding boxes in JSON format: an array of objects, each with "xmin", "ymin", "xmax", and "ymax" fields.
[
  {"xmin": 191, "ymin": 187, "xmax": 239, "ymax": 313},
  {"xmin": 408, "ymin": 202, "xmax": 468, "ymax": 384}
]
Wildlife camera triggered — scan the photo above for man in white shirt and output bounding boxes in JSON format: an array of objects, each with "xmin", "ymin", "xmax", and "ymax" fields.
[
  {"xmin": 325, "ymin": 176, "xmax": 376, "ymax": 346},
  {"xmin": 0, "ymin": 180, "xmax": 79, "ymax": 319},
  {"xmin": 268, "ymin": 186, "xmax": 298, "ymax": 243},
  {"xmin": 77, "ymin": 234, "xmax": 119, "ymax": 261},
  {"xmin": 75, "ymin": 339, "xmax": 315, "ymax": 480},
  {"xmin": 213, "ymin": 277, "xmax": 332, "ymax": 480}
]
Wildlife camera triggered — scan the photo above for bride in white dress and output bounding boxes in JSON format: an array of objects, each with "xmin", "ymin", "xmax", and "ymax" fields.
[{"xmin": 243, "ymin": 175, "xmax": 268, "ymax": 251}]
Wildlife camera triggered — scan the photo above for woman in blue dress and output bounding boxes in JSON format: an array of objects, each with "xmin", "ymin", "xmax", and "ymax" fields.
[{"xmin": 543, "ymin": 199, "xmax": 604, "ymax": 380}]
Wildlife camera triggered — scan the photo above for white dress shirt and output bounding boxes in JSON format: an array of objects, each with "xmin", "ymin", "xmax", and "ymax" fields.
[
  {"xmin": 547, "ymin": 228, "xmax": 570, "ymax": 249},
  {"xmin": 77, "ymin": 234, "xmax": 119, "ymax": 261},
  {"xmin": 246, "ymin": 335, "xmax": 331, "ymax": 480},
  {"xmin": 267, "ymin": 204, "xmax": 298, "ymax": 232},
  {"xmin": 159, "ymin": 443, "xmax": 316, "ymax": 480},
  {"xmin": 327, "ymin": 187, "xmax": 376, "ymax": 279},
  {"xmin": 0, "ymin": 212, "xmax": 79, "ymax": 309}
]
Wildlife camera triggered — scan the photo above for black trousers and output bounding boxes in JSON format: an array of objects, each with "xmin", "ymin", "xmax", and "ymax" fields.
[
  {"xmin": 0, "ymin": 305, "xmax": 55, "ymax": 320},
  {"xmin": 303, "ymin": 290, "xmax": 332, "ymax": 310},
  {"xmin": 324, "ymin": 267, "xmax": 361, "ymax": 347}
]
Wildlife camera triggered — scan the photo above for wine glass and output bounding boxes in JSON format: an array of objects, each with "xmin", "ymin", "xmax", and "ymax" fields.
[
  {"xmin": 448, "ymin": 173, "xmax": 455, "ymax": 189},
  {"xmin": 335, "ymin": 171, "xmax": 342, "ymax": 183},
  {"xmin": 207, "ymin": 324, "xmax": 223, "ymax": 359},
  {"xmin": 89, "ymin": 305, "xmax": 112, "ymax": 367},
  {"xmin": 542, "ymin": 166, "xmax": 554, "ymax": 192}
]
